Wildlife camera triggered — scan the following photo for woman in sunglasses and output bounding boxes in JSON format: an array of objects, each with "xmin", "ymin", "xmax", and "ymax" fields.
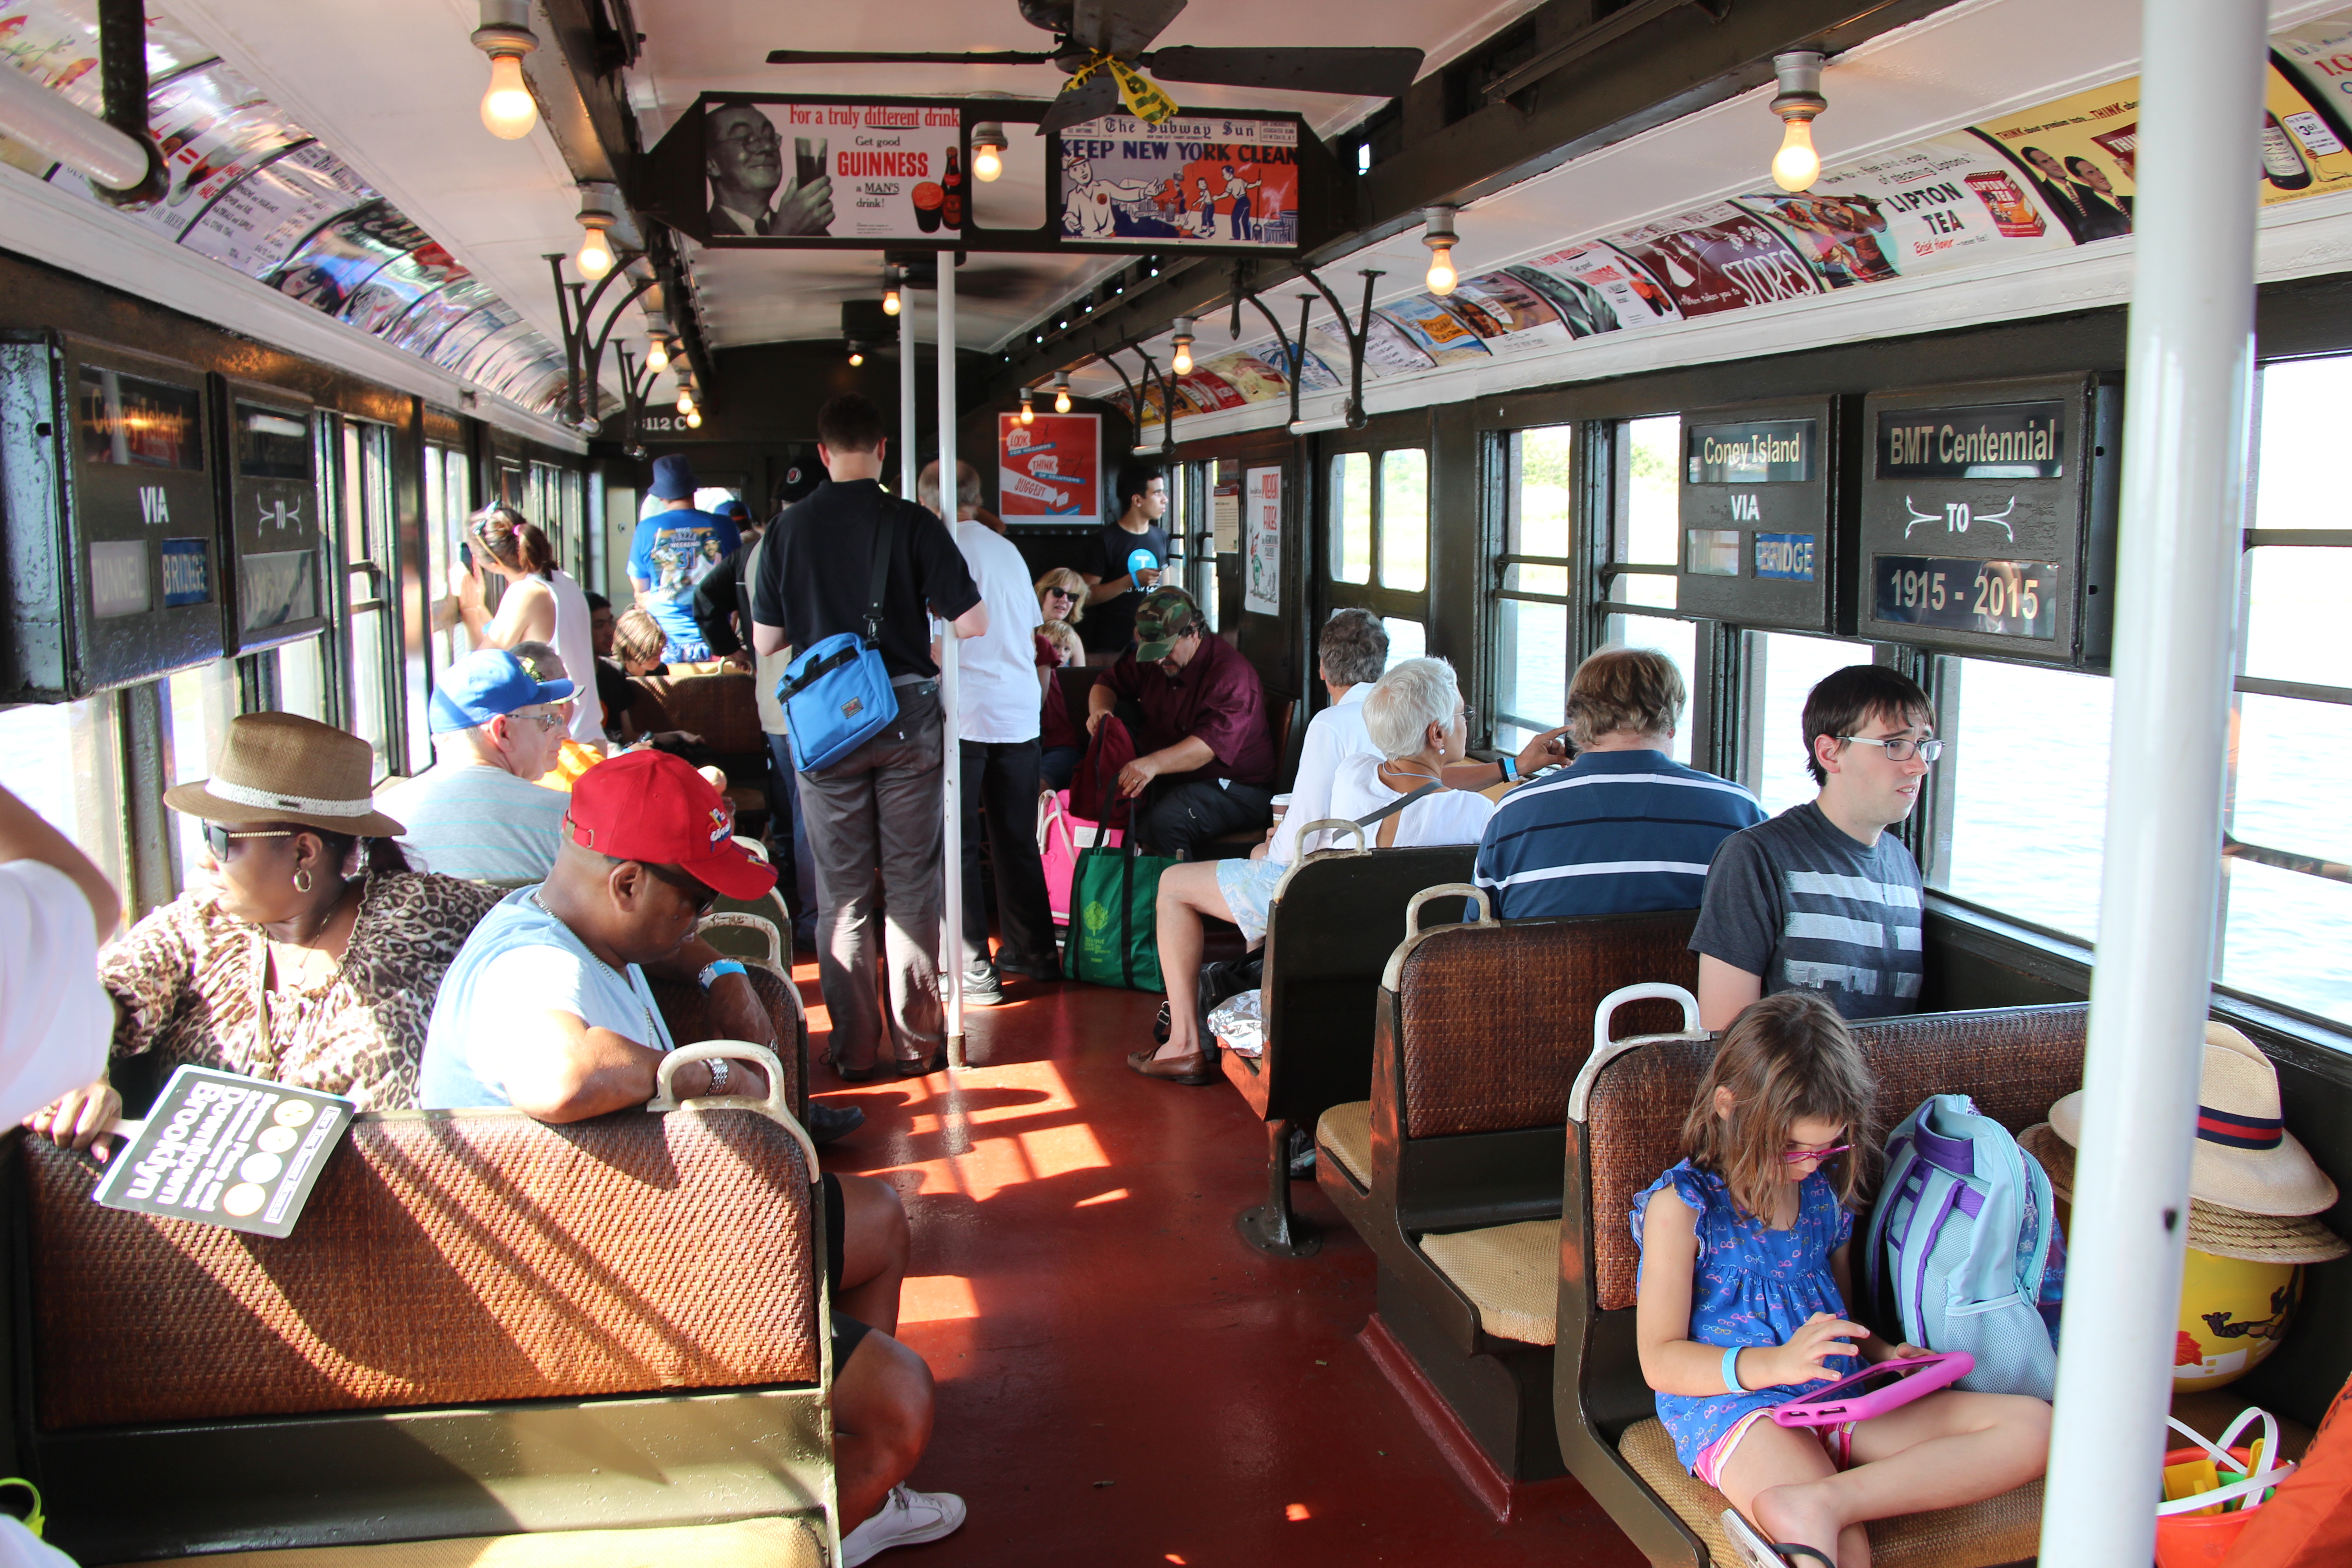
[
  {"xmin": 24, "ymin": 714, "xmax": 502, "ymax": 1155},
  {"xmin": 1034, "ymin": 568, "xmax": 1088, "ymax": 632}
]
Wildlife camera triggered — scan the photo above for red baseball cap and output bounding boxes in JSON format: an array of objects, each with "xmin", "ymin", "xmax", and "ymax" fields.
[{"xmin": 566, "ymin": 750, "xmax": 776, "ymax": 900}]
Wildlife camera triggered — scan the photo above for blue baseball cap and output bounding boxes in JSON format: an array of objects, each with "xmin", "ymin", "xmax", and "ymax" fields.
[
  {"xmin": 715, "ymin": 497, "xmax": 751, "ymax": 523},
  {"xmin": 430, "ymin": 649, "xmax": 575, "ymax": 734},
  {"xmin": 649, "ymin": 453, "xmax": 699, "ymax": 500}
]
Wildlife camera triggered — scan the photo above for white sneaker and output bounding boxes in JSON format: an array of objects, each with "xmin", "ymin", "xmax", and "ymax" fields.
[{"xmin": 840, "ymin": 1485, "xmax": 967, "ymax": 1566}]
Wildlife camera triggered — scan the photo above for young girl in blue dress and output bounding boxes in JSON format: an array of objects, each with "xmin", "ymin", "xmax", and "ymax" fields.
[{"xmin": 1633, "ymin": 992, "xmax": 2051, "ymax": 1568}]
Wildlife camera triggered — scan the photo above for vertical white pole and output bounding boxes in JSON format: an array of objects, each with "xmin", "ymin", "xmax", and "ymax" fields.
[
  {"xmin": 898, "ymin": 277, "xmax": 918, "ymax": 500},
  {"xmin": 937, "ymin": 257, "xmax": 965, "ymax": 1065},
  {"xmin": 2038, "ymin": 4, "xmax": 2262, "ymax": 1565}
]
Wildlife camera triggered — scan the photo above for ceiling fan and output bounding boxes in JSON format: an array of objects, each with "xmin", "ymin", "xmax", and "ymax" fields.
[{"xmin": 765, "ymin": 0, "xmax": 1425, "ymax": 136}]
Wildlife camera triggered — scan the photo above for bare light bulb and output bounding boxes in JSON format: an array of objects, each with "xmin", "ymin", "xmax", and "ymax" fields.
[
  {"xmin": 574, "ymin": 226, "xmax": 613, "ymax": 279},
  {"xmin": 1019, "ymin": 393, "xmax": 1035, "ymax": 426},
  {"xmin": 1772, "ymin": 116, "xmax": 1820, "ymax": 193},
  {"xmin": 480, "ymin": 53, "xmax": 536, "ymax": 140},
  {"xmin": 882, "ymin": 286, "xmax": 901, "ymax": 317},
  {"xmin": 849, "ymin": 349, "xmax": 865, "ymax": 367},
  {"xmin": 1055, "ymin": 386, "xmax": 1072, "ymax": 414},
  {"xmin": 1172, "ymin": 343, "xmax": 1192, "ymax": 376},
  {"xmin": 676, "ymin": 387, "xmax": 695, "ymax": 416},
  {"xmin": 973, "ymin": 145, "xmax": 1002, "ymax": 181},
  {"xmin": 685, "ymin": 409, "xmax": 702, "ymax": 429},
  {"xmin": 645, "ymin": 338, "xmax": 669, "ymax": 374},
  {"xmin": 1425, "ymin": 243, "xmax": 1457, "ymax": 295}
]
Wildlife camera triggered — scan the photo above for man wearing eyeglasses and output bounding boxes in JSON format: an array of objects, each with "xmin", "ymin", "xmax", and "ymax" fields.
[
  {"xmin": 705, "ymin": 103, "xmax": 833, "ymax": 238},
  {"xmin": 1692, "ymin": 665, "xmax": 1941, "ymax": 1029},
  {"xmin": 378, "ymin": 649, "xmax": 574, "ymax": 883}
]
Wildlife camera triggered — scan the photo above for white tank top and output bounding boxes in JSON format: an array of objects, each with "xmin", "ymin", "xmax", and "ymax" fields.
[{"xmin": 547, "ymin": 569, "xmax": 604, "ymax": 744}]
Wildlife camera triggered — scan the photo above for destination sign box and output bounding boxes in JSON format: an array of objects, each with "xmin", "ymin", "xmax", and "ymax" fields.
[
  {"xmin": 1675, "ymin": 397, "xmax": 1840, "ymax": 632},
  {"xmin": 1859, "ymin": 374, "xmax": 2119, "ymax": 664},
  {"xmin": 214, "ymin": 379, "xmax": 325, "ymax": 652},
  {"xmin": 0, "ymin": 331, "xmax": 227, "ymax": 701}
]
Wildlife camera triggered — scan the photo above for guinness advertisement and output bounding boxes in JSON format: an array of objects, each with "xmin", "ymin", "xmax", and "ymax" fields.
[
  {"xmin": 1676, "ymin": 398, "xmax": 1839, "ymax": 632},
  {"xmin": 1877, "ymin": 400, "xmax": 2065, "ymax": 479},
  {"xmin": 1859, "ymin": 374, "xmax": 2119, "ymax": 666}
]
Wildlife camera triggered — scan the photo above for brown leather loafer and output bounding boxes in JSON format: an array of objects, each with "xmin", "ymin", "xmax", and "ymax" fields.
[{"xmin": 1127, "ymin": 1046, "xmax": 1216, "ymax": 1086}]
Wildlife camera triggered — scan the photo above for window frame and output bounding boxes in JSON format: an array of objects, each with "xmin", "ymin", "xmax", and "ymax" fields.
[{"xmin": 1323, "ymin": 440, "xmax": 1433, "ymax": 669}]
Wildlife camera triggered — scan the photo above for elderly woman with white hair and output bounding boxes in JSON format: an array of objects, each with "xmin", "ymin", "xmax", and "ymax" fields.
[{"xmin": 1327, "ymin": 657, "xmax": 1498, "ymax": 848}]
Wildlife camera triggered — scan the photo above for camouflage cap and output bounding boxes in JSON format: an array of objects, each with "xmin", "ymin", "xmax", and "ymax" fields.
[{"xmin": 1133, "ymin": 588, "xmax": 1201, "ymax": 662}]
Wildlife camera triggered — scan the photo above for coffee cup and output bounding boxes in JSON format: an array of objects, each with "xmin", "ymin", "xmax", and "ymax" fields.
[{"xmin": 1270, "ymin": 793, "xmax": 1293, "ymax": 823}]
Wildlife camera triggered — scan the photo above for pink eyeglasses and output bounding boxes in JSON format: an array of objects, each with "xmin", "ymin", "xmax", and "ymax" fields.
[{"xmin": 1781, "ymin": 1143, "xmax": 1852, "ymax": 1164}]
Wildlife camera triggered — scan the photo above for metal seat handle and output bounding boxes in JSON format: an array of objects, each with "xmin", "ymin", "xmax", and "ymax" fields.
[
  {"xmin": 697, "ymin": 909, "xmax": 787, "ymax": 974},
  {"xmin": 1568, "ymin": 983, "xmax": 1705, "ymax": 1124},
  {"xmin": 1406, "ymin": 882, "xmax": 1490, "ymax": 933},
  {"xmin": 647, "ymin": 1040, "xmax": 817, "ymax": 1175},
  {"xmin": 1292, "ymin": 816, "xmax": 1365, "ymax": 855}
]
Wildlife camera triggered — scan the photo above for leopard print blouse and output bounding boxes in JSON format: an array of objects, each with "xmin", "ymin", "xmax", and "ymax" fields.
[{"xmin": 102, "ymin": 872, "xmax": 504, "ymax": 1112}]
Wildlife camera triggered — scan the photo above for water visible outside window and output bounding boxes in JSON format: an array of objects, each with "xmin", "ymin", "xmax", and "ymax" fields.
[
  {"xmin": 1518, "ymin": 426, "xmax": 1573, "ymax": 557},
  {"xmin": 1380, "ymin": 451, "xmax": 1428, "ymax": 591},
  {"xmin": 1937, "ymin": 657, "xmax": 2114, "ymax": 945},
  {"xmin": 2224, "ymin": 693, "xmax": 2352, "ymax": 1024},
  {"xmin": 1749, "ymin": 632, "xmax": 1875, "ymax": 817}
]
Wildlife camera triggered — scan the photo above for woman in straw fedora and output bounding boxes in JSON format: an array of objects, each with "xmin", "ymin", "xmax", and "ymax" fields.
[{"xmin": 24, "ymin": 714, "xmax": 502, "ymax": 1152}]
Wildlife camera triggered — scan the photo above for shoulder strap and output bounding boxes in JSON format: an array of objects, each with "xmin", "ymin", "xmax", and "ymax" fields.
[
  {"xmin": 1354, "ymin": 781, "xmax": 1444, "ymax": 833},
  {"xmin": 862, "ymin": 493, "xmax": 900, "ymax": 646}
]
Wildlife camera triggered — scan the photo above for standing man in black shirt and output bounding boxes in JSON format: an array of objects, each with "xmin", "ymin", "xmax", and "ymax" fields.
[
  {"xmin": 751, "ymin": 395, "xmax": 988, "ymax": 1078},
  {"xmin": 1078, "ymin": 461, "xmax": 1171, "ymax": 660}
]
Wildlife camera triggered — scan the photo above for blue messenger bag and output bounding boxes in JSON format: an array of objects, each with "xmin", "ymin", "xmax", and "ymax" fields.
[{"xmin": 777, "ymin": 499, "xmax": 901, "ymax": 772}]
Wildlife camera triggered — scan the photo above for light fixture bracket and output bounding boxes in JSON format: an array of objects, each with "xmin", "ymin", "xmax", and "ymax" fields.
[
  {"xmin": 471, "ymin": 0, "xmax": 537, "ymax": 58},
  {"xmin": 1771, "ymin": 49, "xmax": 1826, "ymax": 123},
  {"xmin": 1420, "ymin": 204, "xmax": 1459, "ymax": 251}
]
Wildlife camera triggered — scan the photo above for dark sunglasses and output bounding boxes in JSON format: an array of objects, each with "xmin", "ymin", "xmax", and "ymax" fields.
[
  {"xmin": 202, "ymin": 822, "xmax": 294, "ymax": 858},
  {"xmin": 644, "ymin": 861, "xmax": 720, "ymax": 916}
]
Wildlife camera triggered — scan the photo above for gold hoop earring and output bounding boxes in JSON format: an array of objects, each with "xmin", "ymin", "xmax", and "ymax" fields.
[{"xmin": 293, "ymin": 869, "xmax": 313, "ymax": 893}]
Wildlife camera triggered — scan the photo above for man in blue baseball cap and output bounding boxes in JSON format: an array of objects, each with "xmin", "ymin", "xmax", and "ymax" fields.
[
  {"xmin": 629, "ymin": 454, "xmax": 742, "ymax": 664},
  {"xmin": 378, "ymin": 649, "xmax": 577, "ymax": 882}
]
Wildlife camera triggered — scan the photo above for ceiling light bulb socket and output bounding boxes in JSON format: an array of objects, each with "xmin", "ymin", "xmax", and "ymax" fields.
[
  {"xmin": 1421, "ymin": 204, "xmax": 1459, "ymax": 250},
  {"xmin": 1771, "ymin": 49, "xmax": 1826, "ymax": 122}
]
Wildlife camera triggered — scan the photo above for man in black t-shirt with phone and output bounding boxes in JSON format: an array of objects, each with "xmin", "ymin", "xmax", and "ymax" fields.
[{"xmin": 1079, "ymin": 461, "xmax": 1171, "ymax": 659}]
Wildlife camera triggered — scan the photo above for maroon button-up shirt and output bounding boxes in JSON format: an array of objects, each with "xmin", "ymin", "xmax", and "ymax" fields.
[{"xmin": 1099, "ymin": 633, "xmax": 1275, "ymax": 787}]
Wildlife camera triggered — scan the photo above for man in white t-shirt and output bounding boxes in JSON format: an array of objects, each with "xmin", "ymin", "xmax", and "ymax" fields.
[{"xmin": 922, "ymin": 461, "xmax": 1057, "ymax": 1005}]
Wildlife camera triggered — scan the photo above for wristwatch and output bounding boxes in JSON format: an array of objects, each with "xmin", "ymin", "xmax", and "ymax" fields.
[
  {"xmin": 698, "ymin": 959, "xmax": 747, "ymax": 991},
  {"xmin": 705, "ymin": 1057, "xmax": 732, "ymax": 1096}
]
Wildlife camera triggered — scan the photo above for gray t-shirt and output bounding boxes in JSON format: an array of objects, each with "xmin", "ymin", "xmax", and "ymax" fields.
[
  {"xmin": 380, "ymin": 764, "xmax": 568, "ymax": 884},
  {"xmin": 1690, "ymin": 802, "xmax": 1924, "ymax": 1020}
]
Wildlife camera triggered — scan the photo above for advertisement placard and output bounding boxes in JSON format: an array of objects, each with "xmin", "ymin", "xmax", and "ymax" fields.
[
  {"xmin": 1056, "ymin": 113, "xmax": 1300, "ymax": 247},
  {"xmin": 999, "ymin": 413, "xmax": 1101, "ymax": 525},
  {"xmin": 1243, "ymin": 466, "xmax": 1283, "ymax": 615},
  {"xmin": 706, "ymin": 100, "xmax": 965, "ymax": 241}
]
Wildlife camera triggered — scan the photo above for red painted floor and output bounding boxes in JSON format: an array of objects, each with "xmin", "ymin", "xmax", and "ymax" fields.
[{"xmin": 796, "ymin": 956, "xmax": 1649, "ymax": 1568}]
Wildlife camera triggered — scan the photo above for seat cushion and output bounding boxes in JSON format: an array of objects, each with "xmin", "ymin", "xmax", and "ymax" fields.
[
  {"xmin": 1417, "ymin": 1220, "xmax": 1559, "ymax": 1346},
  {"xmin": 181, "ymin": 1517, "xmax": 825, "ymax": 1567},
  {"xmin": 1617, "ymin": 1417, "xmax": 2043, "ymax": 1568},
  {"xmin": 1317, "ymin": 1100, "xmax": 1373, "ymax": 1190}
]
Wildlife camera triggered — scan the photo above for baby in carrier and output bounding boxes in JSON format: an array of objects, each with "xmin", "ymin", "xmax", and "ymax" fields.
[{"xmin": 1631, "ymin": 992, "xmax": 2052, "ymax": 1567}]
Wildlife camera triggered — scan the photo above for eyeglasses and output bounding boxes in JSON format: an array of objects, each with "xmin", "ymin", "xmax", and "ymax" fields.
[
  {"xmin": 645, "ymin": 862, "xmax": 720, "ymax": 916},
  {"xmin": 202, "ymin": 823, "xmax": 294, "ymax": 858},
  {"xmin": 714, "ymin": 125, "xmax": 782, "ymax": 154},
  {"xmin": 1781, "ymin": 1142, "xmax": 1853, "ymax": 1164},
  {"xmin": 1839, "ymin": 735, "xmax": 1946, "ymax": 763},
  {"xmin": 1460, "ymin": 706, "xmax": 1477, "ymax": 731},
  {"xmin": 510, "ymin": 708, "xmax": 564, "ymax": 732}
]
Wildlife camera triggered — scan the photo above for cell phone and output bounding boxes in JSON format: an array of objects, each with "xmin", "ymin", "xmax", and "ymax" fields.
[
  {"xmin": 1768, "ymin": 1350, "xmax": 1973, "ymax": 1428},
  {"xmin": 458, "ymin": 542, "xmax": 474, "ymax": 573}
]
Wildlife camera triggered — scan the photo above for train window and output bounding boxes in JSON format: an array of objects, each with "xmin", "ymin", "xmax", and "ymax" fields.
[
  {"xmin": 1933, "ymin": 657, "xmax": 2115, "ymax": 945},
  {"xmin": 2217, "ymin": 353, "xmax": 2352, "ymax": 1026},
  {"xmin": 1745, "ymin": 631, "xmax": 1872, "ymax": 814},
  {"xmin": 165, "ymin": 662, "xmax": 240, "ymax": 882},
  {"xmin": 1333, "ymin": 451, "xmax": 1372, "ymax": 584},
  {"xmin": 0, "ymin": 697, "xmax": 127, "ymax": 912},
  {"xmin": 425, "ymin": 444, "xmax": 469, "ymax": 676},
  {"xmin": 1383, "ymin": 617, "xmax": 1426, "ymax": 665},
  {"xmin": 1380, "ymin": 451, "xmax": 1428, "ymax": 592},
  {"xmin": 279, "ymin": 635, "xmax": 330, "ymax": 724},
  {"xmin": 1603, "ymin": 614, "xmax": 1696, "ymax": 764},
  {"xmin": 331, "ymin": 417, "xmax": 404, "ymax": 780},
  {"xmin": 1496, "ymin": 426, "xmax": 1574, "ymax": 751},
  {"xmin": 1621, "ymin": 416, "xmax": 1680, "ymax": 567}
]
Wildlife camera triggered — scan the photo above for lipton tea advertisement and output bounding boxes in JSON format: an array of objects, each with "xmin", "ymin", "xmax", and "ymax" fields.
[{"xmin": 999, "ymin": 413, "xmax": 1102, "ymax": 525}]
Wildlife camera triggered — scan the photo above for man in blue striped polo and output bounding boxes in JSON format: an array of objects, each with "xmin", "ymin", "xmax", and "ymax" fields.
[
  {"xmin": 1693, "ymin": 664, "xmax": 1938, "ymax": 1028},
  {"xmin": 1474, "ymin": 647, "xmax": 1764, "ymax": 921}
]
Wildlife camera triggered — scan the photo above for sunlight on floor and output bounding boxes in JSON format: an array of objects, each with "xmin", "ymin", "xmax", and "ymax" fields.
[{"xmin": 898, "ymin": 1274, "xmax": 982, "ymax": 1325}]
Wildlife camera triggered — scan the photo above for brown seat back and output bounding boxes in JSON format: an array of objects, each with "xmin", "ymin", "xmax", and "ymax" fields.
[
  {"xmin": 651, "ymin": 962, "xmax": 806, "ymax": 1115},
  {"xmin": 1583, "ymin": 1003, "xmax": 2089, "ymax": 1313},
  {"xmin": 640, "ymin": 670, "xmax": 764, "ymax": 755},
  {"xmin": 1393, "ymin": 910, "xmax": 1699, "ymax": 1140},
  {"xmin": 26, "ymin": 1108, "xmax": 820, "ymax": 1430}
]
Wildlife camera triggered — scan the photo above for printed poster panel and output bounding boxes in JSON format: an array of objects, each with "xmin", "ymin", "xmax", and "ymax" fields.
[
  {"xmin": 1442, "ymin": 273, "xmax": 1573, "ymax": 356},
  {"xmin": 183, "ymin": 143, "xmax": 377, "ymax": 280},
  {"xmin": 2275, "ymin": 16, "xmax": 2352, "ymax": 136},
  {"xmin": 1243, "ymin": 465, "xmax": 1282, "ymax": 615},
  {"xmin": 999, "ymin": 412, "xmax": 1102, "ymax": 525},
  {"xmin": 1511, "ymin": 246, "xmax": 1682, "ymax": 334},
  {"xmin": 705, "ymin": 100, "xmax": 964, "ymax": 240},
  {"xmin": 1199, "ymin": 352, "xmax": 1291, "ymax": 403},
  {"xmin": 1378, "ymin": 296, "xmax": 1494, "ymax": 366},
  {"xmin": 92, "ymin": 1066, "xmax": 353, "ymax": 1239},
  {"xmin": 1058, "ymin": 113, "xmax": 1300, "ymax": 247},
  {"xmin": 1605, "ymin": 204, "xmax": 1822, "ymax": 317},
  {"xmin": 271, "ymin": 204, "xmax": 425, "ymax": 314},
  {"xmin": 1734, "ymin": 131, "xmax": 2073, "ymax": 288}
]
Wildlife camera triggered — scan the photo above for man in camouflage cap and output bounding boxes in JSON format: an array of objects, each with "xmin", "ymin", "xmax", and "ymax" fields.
[{"xmin": 1085, "ymin": 587, "xmax": 1276, "ymax": 859}]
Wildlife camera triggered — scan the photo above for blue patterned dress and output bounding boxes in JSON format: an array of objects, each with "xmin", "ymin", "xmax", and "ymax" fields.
[{"xmin": 1632, "ymin": 1159, "xmax": 1862, "ymax": 1471}]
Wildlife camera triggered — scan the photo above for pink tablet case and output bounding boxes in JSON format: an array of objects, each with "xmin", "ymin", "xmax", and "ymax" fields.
[{"xmin": 1769, "ymin": 1351, "xmax": 1975, "ymax": 1427}]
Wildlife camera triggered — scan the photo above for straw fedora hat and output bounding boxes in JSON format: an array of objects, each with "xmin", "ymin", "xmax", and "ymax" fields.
[
  {"xmin": 162, "ymin": 713, "xmax": 405, "ymax": 839},
  {"xmin": 2019, "ymin": 1123, "xmax": 2346, "ymax": 1266}
]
